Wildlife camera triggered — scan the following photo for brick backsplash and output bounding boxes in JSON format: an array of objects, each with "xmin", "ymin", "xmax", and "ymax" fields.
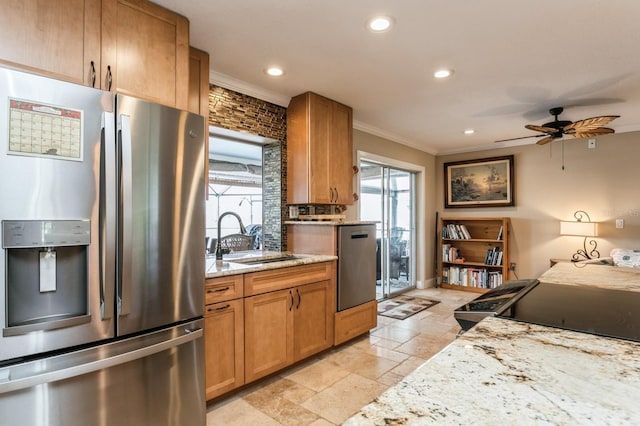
[
  {"xmin": 208, "ymin": 86, "xmax": 286, "ymax": 141},
  {"xmin": 208, "ymin": 85, "xmax": 288, "ymax": 250}
]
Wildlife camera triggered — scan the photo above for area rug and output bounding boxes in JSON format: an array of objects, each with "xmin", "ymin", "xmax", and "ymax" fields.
[{"xmin": 377, "ymin": 295, "xmax": 440, "ymax": 320}]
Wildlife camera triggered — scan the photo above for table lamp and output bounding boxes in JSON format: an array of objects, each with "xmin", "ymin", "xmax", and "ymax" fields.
[{"xmin": 560, "ymin": 210, "xmax": 599, "ymax": 261}]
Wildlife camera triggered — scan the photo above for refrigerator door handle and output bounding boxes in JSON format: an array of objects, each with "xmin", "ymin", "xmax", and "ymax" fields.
[
  {"xmin": 0, "ymin": 327, "xmax": 203, "ymax": 395},
  {"xmin": 118, "ymin": 114, "xmax": 133, "ymax": 317},
  {"xmin": 101, "ymin": 112, "xmax": 116, "ymax": 320}
]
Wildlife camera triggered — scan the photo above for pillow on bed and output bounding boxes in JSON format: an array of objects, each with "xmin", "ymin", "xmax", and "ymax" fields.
[
  {"xmin": 610, "ymin": 248, "xmax": 640, "ymax": 268},
  {"xmin": 574, "ymin": 257, "xmax": 613, "ymax": 266}
]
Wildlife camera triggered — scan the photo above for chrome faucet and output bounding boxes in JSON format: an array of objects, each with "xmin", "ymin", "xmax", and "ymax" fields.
[{"xmin": 216, "ymin": 211, "xmax": 247, "ymax": 261}]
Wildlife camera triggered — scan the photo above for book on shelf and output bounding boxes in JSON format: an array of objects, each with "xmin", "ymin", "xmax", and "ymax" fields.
[
  {"xmin": 442, "ymin": 224, "xmax": 472, "ymax": 240},
  {"xmin": 445, "ymin": 265, "xmax": 503, "ymax": 289},
  {"xmin": 442, "ymin": 245, "xmax": 460, "ymax": 263},
  {"xmin": 484, "ymin": 247, "xmax": 495, "ymax": 265},
  {"xmin": 496, "ymin": 225, "xmax": 503, "ymax": 241},
  {"xmin": 460, "ymin": 224, "xmax": 472, "ymax": 239},
  {"xmin": 484, "ymin": 247, "xmax": 503, "ymax": 266}
]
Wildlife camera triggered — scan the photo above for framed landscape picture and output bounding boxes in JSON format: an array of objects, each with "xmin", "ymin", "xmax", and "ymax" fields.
[{"xmin": 444, "ymin": 155, "xmax": 514, "ymax": 208}]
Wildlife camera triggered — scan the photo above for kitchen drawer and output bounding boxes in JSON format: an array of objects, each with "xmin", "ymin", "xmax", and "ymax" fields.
[
  {"xmin": 205, "ymin": 275, "xmax": 244, "ymax": 304},
  {"xmin": 334, "ymin": 300, "xmax": 377, "ymax": 345},
  {"xmin": 244, "ymin": 261, "xmax": 334, "ymax": 296},
  {"xmin": 204, "ymin": 298, "xmax": 244, "ymax": 400}
]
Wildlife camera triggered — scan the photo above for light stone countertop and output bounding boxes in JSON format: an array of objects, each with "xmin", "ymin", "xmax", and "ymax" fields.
[
  {"xmin": 345, "ymin": 316, "xmax": 640, "ymax": 425},
  {"xmin": 205, "ymin": 250, "xmax": 336, "ymax": 278},
  {"xmin": 284, "ymin": 220, "xmax": 378, "ymax": 226}
]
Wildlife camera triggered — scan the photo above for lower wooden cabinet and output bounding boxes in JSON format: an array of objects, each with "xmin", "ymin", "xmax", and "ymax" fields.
[
  {"xmin": 293, "ymin": 280, "xmax": 334, "ymax": 360},
  {"xmin": 205, "ymin": 261, "xmax": 336, "ymax": 398},
  {"xmin": 244, "ymin": 279, "xmax": 335, "ymax": 383},
  {"xmin": 204, "ymin": 298, "xmax": 244, "ymax": 400},
  {"xmin": 244, "ymin": 288, "xmax": 294, "ymax": 383}
]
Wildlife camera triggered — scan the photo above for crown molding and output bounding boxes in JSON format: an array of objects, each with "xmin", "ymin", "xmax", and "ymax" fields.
[
  {"xmin": 208, "ymin": 71, "xmax": 446, "ymax": 155},
  {"xmin": 353, "ymin": 120, "xmax": 438, "ymax": 155},
  {"xmin": 209, "ymin": 70, "xmax": 291, "ymax": 107}
]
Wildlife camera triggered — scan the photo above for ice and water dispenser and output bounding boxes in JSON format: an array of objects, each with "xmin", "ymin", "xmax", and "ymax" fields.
[{"xmin": 2, "ymin": 220, "xmax": 91, "ymax": 335}]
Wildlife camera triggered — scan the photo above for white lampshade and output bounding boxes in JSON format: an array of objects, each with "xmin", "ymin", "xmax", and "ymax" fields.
[{"xmin": 560, "ymin": 220, "xmax": 598, "ymax": 237}]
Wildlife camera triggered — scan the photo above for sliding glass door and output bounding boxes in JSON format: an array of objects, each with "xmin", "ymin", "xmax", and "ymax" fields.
[{"xmin": 360, "ymin": 161, "xmax": 416, "ymax": 300}]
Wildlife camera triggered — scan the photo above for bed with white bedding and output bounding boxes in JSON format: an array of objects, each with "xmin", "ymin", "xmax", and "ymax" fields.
[{"xmin": 539, "ymin": 249, "xmax": 640, "ymax": 291}]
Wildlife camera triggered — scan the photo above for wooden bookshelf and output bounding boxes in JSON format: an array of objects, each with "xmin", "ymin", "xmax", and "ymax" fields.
[{"xmin": 439, "ymin": 217, "xmax": 510, "ymax": 293}]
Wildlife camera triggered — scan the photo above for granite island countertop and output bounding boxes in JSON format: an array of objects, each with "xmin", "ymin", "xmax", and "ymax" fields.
[
  {"xmin": 205, "ymin": 250, "xmax": 336, "ymax": 278},
  {"xmin": 345, "ymin": 316, "xmax": 640, "ymax": 425}
]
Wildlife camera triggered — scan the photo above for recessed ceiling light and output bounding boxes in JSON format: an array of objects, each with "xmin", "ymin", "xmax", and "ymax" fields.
[
  {"xmin": 367, "ymin": 16, "xmax": 394, "ymax": 33},
  {"xmin": 464, "ymin": 129, "xmax": 475, "ymax": 135},
  {"xmin": 434, "ymin": 69, "xmax": 453, "ymax": 79},
  {"xmin": 265, "ymin": 67, "xmax": 284, "ymax": 77}
]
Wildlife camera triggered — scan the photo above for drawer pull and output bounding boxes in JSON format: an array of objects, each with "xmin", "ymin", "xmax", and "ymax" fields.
[
  {"xmin": 207, "ymin": 286, "xmax": 230, "ymax": 294},
  {"xmin": 207, "ymin": 304, "xmax": 230, "ymax": 313}
]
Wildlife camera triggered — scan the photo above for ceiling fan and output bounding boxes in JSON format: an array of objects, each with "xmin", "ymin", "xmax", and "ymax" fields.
[{"xmin": 496, "ymin": 107, "xmax": 620, "ymax": 145}]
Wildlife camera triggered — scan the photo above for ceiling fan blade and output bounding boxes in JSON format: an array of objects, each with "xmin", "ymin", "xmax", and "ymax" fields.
[
  {"xmin": 536, "ymin": 136, "xmax": 556, "ymax": 145},
  {"xmin": 572, "ymin": 127, "xmax": 615, "ymax": 138},
  {"xmin": 494, "ymin": 135, "xmax": 542, "ymax": 143},
  {"xmin": 564, "ymin": 115, "xmax": 620, "ymax": 132},
  {"xmin": 525, "ymin": 124, "xmax": 557, "ymax": 133}
]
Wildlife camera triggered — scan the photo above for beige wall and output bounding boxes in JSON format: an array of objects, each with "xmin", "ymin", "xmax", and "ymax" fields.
[
  {"xmin": 436, "ymin": 131, "xmax": 640, "ymax": 280},
  {"xmin": 347, "ymin": 129, "xmax": 437, "ymax": 287}
]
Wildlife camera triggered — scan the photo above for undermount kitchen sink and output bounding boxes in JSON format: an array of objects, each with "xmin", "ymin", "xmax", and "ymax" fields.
[{"xmin": 229, "ymin": 253, "xmax": 304, "ymax": 265}]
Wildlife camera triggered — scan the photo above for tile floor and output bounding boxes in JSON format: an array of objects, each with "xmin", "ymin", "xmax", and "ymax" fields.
[{"xmin": 206, "ymin": 288, "xmax": 477, "ymax": 425}]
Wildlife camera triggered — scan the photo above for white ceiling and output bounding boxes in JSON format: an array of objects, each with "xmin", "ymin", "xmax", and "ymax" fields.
[{"xmin": 155, "ymin": 0, "xmax": 640, "ymax": 155}]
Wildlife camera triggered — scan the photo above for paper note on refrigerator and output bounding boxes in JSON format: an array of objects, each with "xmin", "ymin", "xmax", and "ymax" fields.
[
  {"xmin": 39, "ymin": 250, "xmax": 57, "ymax": 292},
  {"xmin": 8, "ymin": 98, "xmax": 83, "ymax": 161}
]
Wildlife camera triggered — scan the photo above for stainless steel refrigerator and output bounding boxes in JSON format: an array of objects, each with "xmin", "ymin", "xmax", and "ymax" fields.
[{"xmin": 0, "ymin": 67, "xmax": 206, "ymax": 425}]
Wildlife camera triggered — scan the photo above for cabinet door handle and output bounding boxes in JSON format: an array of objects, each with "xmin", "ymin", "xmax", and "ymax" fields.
[
  {"xmin": 207, "ymin": 304, "xmax": 230, "ymax": 313},
  {"xmin": 334, "ymin": 188, "xmax": 339, "ymax": 203},
  {"xmin": 296, "ymin": 288, "xmax": 301, "ymax": 309},
  {"xmin": 106, "ymin": 65, "xmax": 113, "ymax": 91},
  {"xmin": 289, "ymin": 290, "xmax": 294, "ymax": 311},
  {"xmin": 90, "ymin": 61, "xmax": 96, "ymax": 88},
  {"xmin": 207, "ymin": 286, "xmax": 230, "ymax": 294}
]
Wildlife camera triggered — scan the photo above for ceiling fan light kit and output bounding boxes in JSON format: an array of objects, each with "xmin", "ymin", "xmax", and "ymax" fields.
[{"xmin": 496, "ymin": 106, "xmax": 620, "ymax": 145}]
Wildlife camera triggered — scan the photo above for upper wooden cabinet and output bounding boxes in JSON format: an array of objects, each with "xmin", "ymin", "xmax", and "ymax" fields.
[
  {"xmin": 287, "ymin": 92, "xmax": 354, "ymax": 205},
  {"xmin": 188, "ymin": 46, "xmax": 210, "ymax": 198},
  {"xmin": 0, "ymin": 0, "xmax": 101, "ymax": 86},
  {"xmin": 102, "ymin": 0, "xmax": 189, "ymax": 109},
  {"xmin": 188, "ymin": 47, "xmax": 210, "ymax": 116},
  {"xmin": 0, "ymin": 0, "xmax": 189, "ymax": 109}
]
